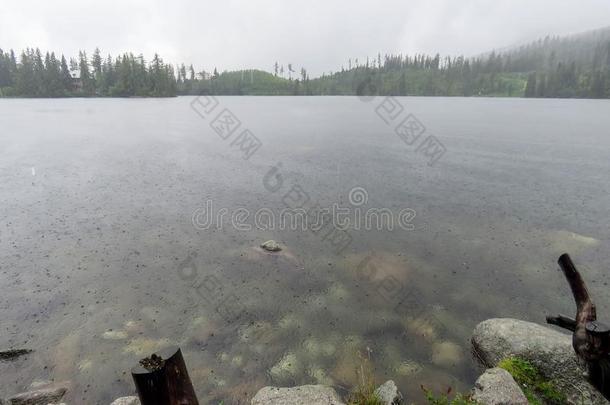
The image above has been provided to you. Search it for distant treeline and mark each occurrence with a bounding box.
[2,27,610,98]
[0,48,176,97]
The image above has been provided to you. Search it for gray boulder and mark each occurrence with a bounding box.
[374,380,403,405]
[261,240,282,252]
[472,368,527,405]
[472,318,609,404]
[110,397,140,405]
[251,385,345,405]
[5,386,67,405]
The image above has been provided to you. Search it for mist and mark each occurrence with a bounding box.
[2,0,610,75]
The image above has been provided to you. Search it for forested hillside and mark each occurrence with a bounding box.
[178,26,610,98]
[507,26,610,97]
[1,26,609,98]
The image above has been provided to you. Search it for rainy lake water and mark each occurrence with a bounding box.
[1,96,609,404]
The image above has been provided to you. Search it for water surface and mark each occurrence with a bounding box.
[1,96,609,404]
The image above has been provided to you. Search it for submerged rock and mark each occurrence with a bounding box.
[5,385,67,405]
[472,318,609,404]
[251,385,345,405]
[52,331,81,379]
[102,330,129,340]
[404,316,438,342]
[394,360,423,376]
[374,380,403,405]
[330,349,360,386]
[261,240,282,252]
[123,320,146,336]
[472,368,527,405]
[269,352,301,382]
[27,380,53,390]
[78,358,94,371]
[308,366,334,386]
[431,341,464,367]
[122,337,172,356]
[110,397,140,405]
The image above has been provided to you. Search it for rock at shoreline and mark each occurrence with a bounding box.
[251,385,345,405]
[374,380,403,404]
[472,318,609,404]
[472,368,528,405]
[261,240,282,252]
[5,385,67,405]
[110,397,140,405]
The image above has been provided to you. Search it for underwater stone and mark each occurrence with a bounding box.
[308,367,334,386]
[251,385,345,405]
[269,353,301,382]
[374,380,403,405]
[395,360,423,376]
[110,397,140,405]
[431,341,464,367]
[102,330,128,340]
[122,337,172,356]
[123,320,146,336]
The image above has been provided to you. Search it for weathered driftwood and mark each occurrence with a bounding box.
[131,346,199,405]
[0,348,32,361]
[547,253,610,397]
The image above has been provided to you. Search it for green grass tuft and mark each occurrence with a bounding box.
[498,356,566,404]
[347,351,384,405]
[423,389,478,405]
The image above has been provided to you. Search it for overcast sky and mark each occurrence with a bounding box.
[1,0,610,76]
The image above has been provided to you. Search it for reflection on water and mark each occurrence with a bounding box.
[0,96,609,403]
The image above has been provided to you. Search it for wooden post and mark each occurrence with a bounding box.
[131,346,199,405]
[547,253,610,398]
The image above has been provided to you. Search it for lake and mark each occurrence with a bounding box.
[1,96,609,404]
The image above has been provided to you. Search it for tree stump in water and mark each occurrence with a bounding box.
[131,346,199,405]
[546,253,610,398]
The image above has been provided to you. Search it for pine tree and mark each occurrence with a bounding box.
[60,55,71,93]
[92,47,103,82]
[33,48,45,96]
[0,50,11,88]
[79,51,94,94]
[398,72,407,96]
[16,50,36,96]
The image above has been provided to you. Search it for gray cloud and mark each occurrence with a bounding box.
[1,0,610,76]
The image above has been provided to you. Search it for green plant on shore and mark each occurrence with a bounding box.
[347,349,384,405]
[422,387,478,405]
[498,356,566,405]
